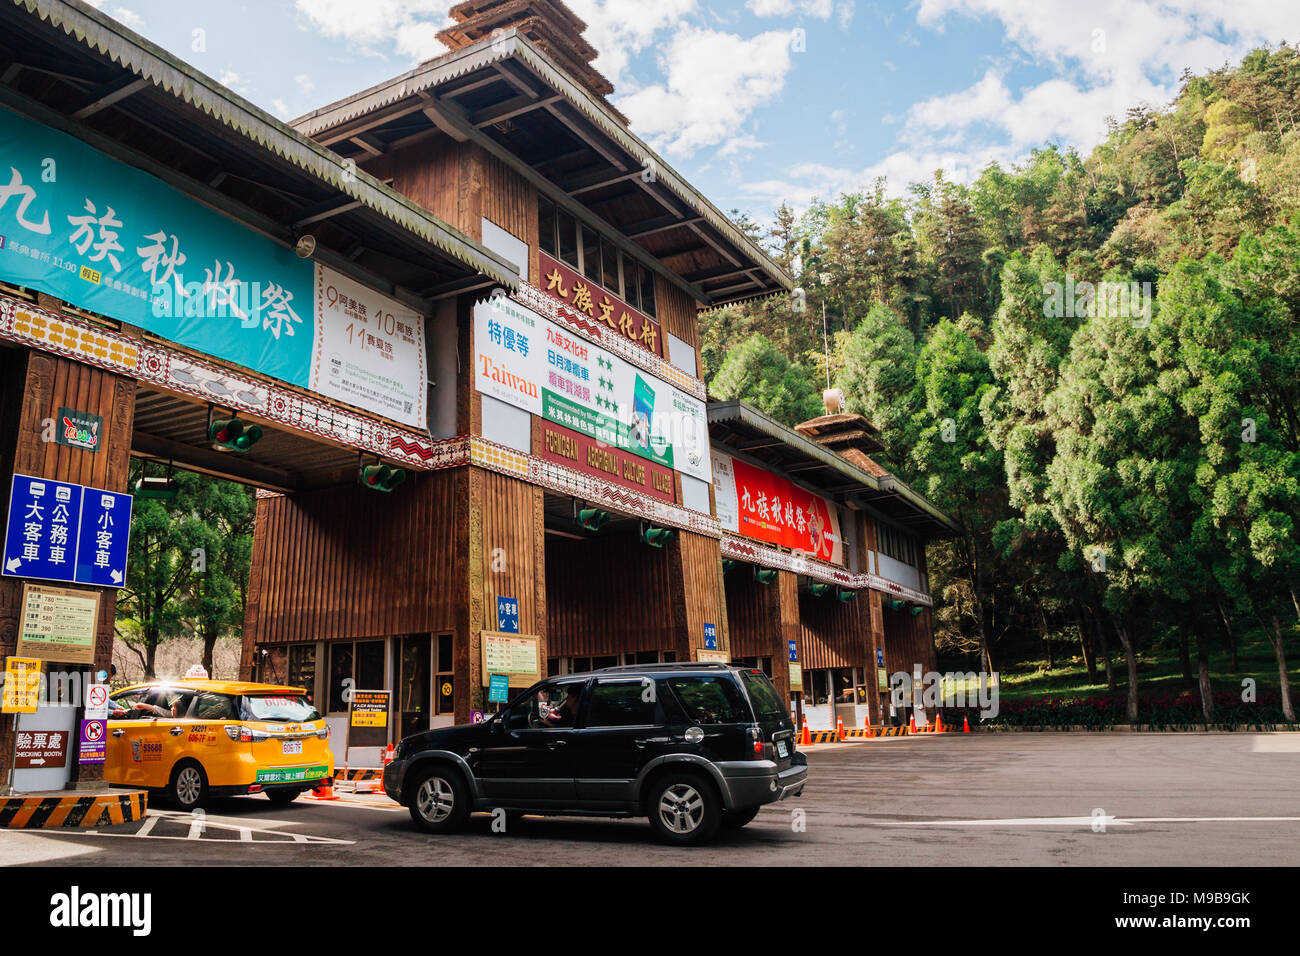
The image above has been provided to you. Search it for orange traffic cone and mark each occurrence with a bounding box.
[307,778,339,801]
[962,715,971,733]
[863,715,874,738]
[801,716,811,747]
[836,716,845,741]
[935,713,945,734]
[908,713,917,733]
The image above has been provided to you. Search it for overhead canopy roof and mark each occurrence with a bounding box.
[708,401,961,540]
[292,30,794,308]
[0,0,520,312]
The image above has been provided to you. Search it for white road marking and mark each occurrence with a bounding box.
[46,808,355,845]
[873,815,1300,828]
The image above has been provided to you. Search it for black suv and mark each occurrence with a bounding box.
[384,662,807,845]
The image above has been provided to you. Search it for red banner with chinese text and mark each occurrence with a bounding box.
[729,456,844,565]
[538,251,663,357]
[538,420,677,504]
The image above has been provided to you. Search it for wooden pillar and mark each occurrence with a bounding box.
[0,347,136,788]
[665,529,729,663]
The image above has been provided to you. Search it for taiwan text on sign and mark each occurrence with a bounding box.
[79,719,107,764]
[15,729,68,769]
[474,295,711,484]
[789,662,803,691]
[487,674,511,704]
[2,658,42,713]
[2,474,132,587]
[496,595,519,634]
[16,583,100,665]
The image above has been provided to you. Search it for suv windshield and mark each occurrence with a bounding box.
[240,695,321,723]
[667,675,751,724]
[739,670,786,718]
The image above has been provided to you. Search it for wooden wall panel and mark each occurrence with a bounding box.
[244,467,463,645]
[545,530,677,658]
[798,590,868,670]
[655,277,701,358]
[883,606,937,675]
[671,528,729,659]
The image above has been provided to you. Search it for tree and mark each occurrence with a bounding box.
[833,302,919,471]
[116,465,255,678]
[709,334,823,426]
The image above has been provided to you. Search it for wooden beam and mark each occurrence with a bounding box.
[132,431,300,493]
[472,93,562,128]
[349,133,385,157]
[292,197,363,229]
[493,60,544,100]
[541,99,626,171]
[624,215,704,239]
[71,76,148,120]
[313,100,427,146]
[565,167,643,196]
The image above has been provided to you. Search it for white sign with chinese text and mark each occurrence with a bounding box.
[311,266,426,429]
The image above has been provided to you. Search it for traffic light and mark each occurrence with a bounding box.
[575,507,610,532]
[133,475,179,500]
[805,581,831,598]
[641,524,675,548]
[209,416,263,452]
[359,463,407,492]
[754,567,777,584]
[835,587,857,603]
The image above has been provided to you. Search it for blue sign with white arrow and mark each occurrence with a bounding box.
[3,475,132,588]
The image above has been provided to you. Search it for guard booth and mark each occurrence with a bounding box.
[0,1,513,790]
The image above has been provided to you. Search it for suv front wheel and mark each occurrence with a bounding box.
[647,770,720,846]
[407,765,470,834]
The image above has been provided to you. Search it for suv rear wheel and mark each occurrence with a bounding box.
[721,805,760,829]
[407,765,470,834]
[647,770,720,845]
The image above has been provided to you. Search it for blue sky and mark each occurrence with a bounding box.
[87,1,1300,222]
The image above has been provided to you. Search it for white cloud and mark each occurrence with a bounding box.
[718,133,768,157]
[567,0,698,89]
[617,28,794,157]
[83,1,145,31]
[746,0,834,18]
[295,73,316,97]
[218,70,248,94]
[272,98,292,119]
[294,0,455,61]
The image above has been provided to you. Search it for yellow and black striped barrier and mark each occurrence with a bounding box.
[0,790,147,829]
[335,768,383,782]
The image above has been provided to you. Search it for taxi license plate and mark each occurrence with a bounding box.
[776,739,789,758]
[282,740,303,755]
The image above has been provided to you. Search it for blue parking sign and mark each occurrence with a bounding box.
[496,595,519,634]
[3,476,83,584]
[75,489,132,587]
[2,475,131,588]
[704,623,717,650]
[789,640,799,662]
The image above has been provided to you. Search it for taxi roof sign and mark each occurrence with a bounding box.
[184,664,210,680]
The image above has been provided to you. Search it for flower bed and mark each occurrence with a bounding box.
[946,691,1297,731]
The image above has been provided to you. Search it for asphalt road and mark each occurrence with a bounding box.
[4,733,1299,866]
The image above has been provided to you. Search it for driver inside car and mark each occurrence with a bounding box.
[543,687,580,727]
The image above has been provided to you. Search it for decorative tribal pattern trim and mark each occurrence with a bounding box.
[0,294,438,468]
[720,534,934,606]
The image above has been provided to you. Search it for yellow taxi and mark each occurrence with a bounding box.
[104,679,334,810]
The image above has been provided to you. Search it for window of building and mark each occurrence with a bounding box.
[557,207,579,267]
[534,196,657,319]
[538,196,557,257]
[327,640,385,714]
[436,633,455,716]
[287,645,316,702]
[581,225,601,284]
[878,524,919,567]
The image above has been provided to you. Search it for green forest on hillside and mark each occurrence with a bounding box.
[705,46,1300,724]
